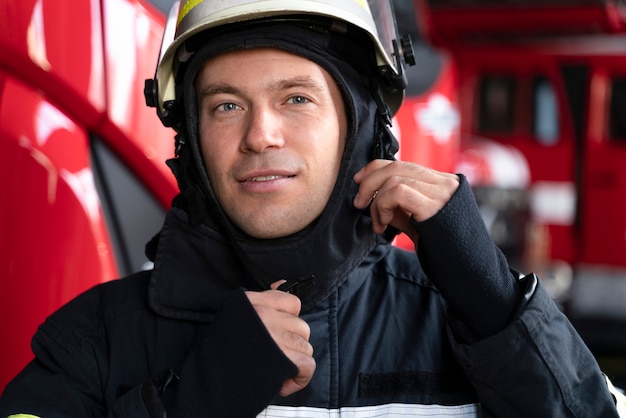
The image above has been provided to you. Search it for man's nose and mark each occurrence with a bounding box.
[241,106,285,153]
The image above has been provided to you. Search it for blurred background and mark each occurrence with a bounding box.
[1,0,625,393]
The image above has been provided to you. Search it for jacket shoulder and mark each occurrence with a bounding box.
[33,270,153,360]
[48,270,152,325]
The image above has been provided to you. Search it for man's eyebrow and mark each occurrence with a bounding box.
[269,76,325,93]
[197,83,240,98]
[197,76,325,98]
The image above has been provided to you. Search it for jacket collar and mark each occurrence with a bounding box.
[148,205,377,321]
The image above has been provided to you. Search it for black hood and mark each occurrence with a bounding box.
[158,21,399,312]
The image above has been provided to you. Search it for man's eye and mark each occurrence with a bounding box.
[218,103,240,112]
[289,96,309,104]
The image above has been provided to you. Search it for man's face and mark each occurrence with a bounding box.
[195,48,347,239]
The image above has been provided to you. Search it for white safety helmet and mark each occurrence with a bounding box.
[145,0,415,127]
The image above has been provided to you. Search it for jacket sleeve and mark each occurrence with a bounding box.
[413,175,525,339]
[150,289,298,418]
[0,288,296,418]
[448,275,620,417]
[114,289,297,417]
[412,175,620,416]
[0,318,117,417]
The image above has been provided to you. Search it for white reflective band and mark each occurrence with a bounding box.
[258,402,480,417]
[605,375,626,417]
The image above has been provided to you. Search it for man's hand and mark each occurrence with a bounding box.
[353,160,460,243]
[246,282,315,397]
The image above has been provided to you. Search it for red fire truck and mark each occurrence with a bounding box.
[0,0,178,391]
[415,0,626,385]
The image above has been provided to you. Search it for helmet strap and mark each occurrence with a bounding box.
[371,87,398,160]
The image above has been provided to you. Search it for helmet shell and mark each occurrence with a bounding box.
[151,0,407,121]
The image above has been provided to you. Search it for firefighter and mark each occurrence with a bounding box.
[1,0,623,416]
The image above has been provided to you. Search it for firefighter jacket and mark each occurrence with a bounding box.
[2,18,622,415]
[0,176,621,418]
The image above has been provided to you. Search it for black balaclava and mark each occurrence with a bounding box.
[166,20,399,312]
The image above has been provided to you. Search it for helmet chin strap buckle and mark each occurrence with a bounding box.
[372,87,392,128]
[371,88,398,161]
[174,133,186,157]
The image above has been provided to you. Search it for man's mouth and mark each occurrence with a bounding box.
[244,175,294,182]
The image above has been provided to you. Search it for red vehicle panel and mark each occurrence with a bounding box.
[101,0,177,206]
[0,75,118,382]
[0,0,176,391]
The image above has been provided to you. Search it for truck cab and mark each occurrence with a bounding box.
[418,0,626,386]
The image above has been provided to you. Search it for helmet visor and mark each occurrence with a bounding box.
[367,0,402,74]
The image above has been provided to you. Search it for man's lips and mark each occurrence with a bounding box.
[237,167,297,182]
[236,170,297,193]
[242,174,294,182]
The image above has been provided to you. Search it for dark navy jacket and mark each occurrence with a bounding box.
[0,179,619,417]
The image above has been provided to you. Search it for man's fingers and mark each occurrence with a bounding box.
[352,160,394,208]
[270,280,287,290]
[246,288,302,316]
[353,160,460,236]
[252,303,312,343]
[279,353,317,397]
[246,288,315,396]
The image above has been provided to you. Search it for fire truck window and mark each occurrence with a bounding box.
[609,77,626,142]
[91,137,166,275]
[533,77,560,146]
[148,0,176,13]
[477,76,516,134]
